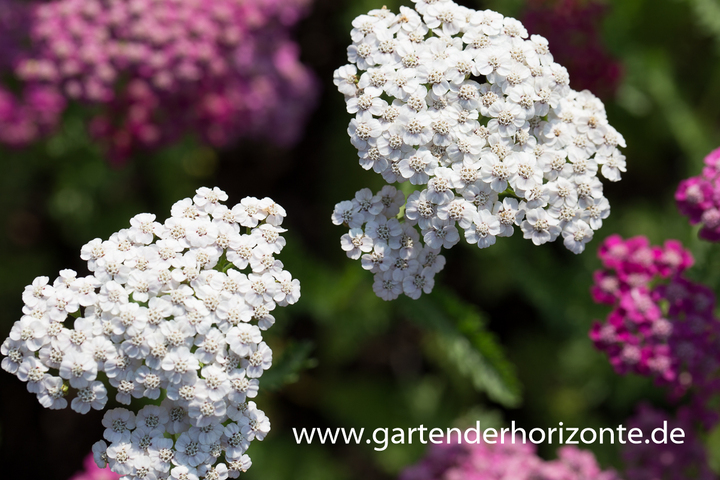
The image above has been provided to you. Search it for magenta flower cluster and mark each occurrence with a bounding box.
[0,0,318,160]
[621,404,717,480]
[399,430,619,480]
[589,234,720,427]
[676,147,720,241]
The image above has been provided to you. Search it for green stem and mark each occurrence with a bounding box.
[498,187,520,201]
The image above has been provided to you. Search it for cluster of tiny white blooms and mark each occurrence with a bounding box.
[332,185,446,301]
[1,187,300,479]
[332,0,626,299]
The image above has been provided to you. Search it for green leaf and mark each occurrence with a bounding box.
[680,0,720,52]
[262,340,317,391]
[396,289,522,408]
[630,50,715,167]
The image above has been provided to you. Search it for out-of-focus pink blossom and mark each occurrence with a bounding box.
[69,453,120,480]
[0,0,318,161]
[400,429,620,480]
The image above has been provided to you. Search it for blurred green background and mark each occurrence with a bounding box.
[1,0,720,478]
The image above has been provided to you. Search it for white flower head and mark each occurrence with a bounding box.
[2,187,300,477]
[333,0,625,299]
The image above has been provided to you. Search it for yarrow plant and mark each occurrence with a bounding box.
[0,0,318,160]
[676,146,720,241]
[331,0,626,300]
[589,235,720,428]
[400,428,620,480]
[1,187,301,479]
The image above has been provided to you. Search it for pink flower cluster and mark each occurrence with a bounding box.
[0,83,66,147]
[590,235,720,426]
[521,0,622,100]
[676,147,720,241]
[621,404,717,480]
[69,453,120,480]
[0,0,67,146]
[0,0,318,160]
[399,430,619,480]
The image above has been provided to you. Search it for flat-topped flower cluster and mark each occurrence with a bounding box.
[590,235,720,428]
[332,0,626,300]
[1,187,300,479]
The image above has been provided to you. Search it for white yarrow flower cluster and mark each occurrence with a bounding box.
[2,187,300,479]
[332,0,626,300]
